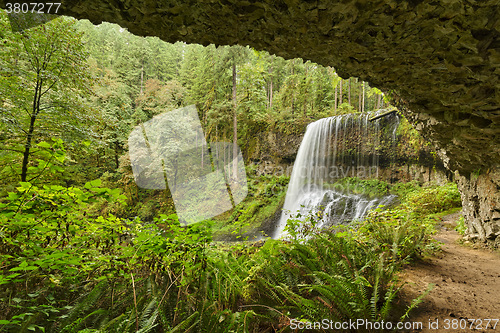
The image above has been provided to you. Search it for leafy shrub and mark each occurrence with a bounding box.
[390,180,420,201]
[455,216,467,236]
[356,208,438,262]
[0,149,440,332]
[246,234,400,325]
[404,183,461,216]
[209,168,289,239]
[137,199,157,221]
[0,180,128,332]
[0,176,432,333]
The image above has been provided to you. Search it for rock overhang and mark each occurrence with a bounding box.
[2,0,500,242]
[18,0,495,174]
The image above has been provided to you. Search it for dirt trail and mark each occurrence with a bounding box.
[399,212,500,332]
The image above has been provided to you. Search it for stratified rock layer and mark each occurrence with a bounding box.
[457,167,500,247]
[2,0,498,242]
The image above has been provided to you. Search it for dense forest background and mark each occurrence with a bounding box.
[1,14,462,333]
[0,14,392,226]
[0,15,386,191]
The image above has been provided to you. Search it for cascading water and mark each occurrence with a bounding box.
[273,111,400,238]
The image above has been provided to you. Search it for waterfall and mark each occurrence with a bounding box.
[273,111,399,238]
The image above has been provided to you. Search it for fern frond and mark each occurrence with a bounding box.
[58,280,109,333]
[169,311,200,333]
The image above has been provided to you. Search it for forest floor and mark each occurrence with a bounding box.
[399,211,500,332]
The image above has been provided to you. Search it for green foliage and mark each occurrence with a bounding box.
[389,180,420,201]
[403,183,461,216]
[0,181,438,333]
[455,216,467,236]
[333,177,391,199]
[241,223,429,329]
[0,181,127,332]
[396,117,425,157]
[355,208,439,262]
[209,166,289,240]
[0,11,94,183]
[336,102,356,114]
[137,200,157,222]
[0,151,439,332]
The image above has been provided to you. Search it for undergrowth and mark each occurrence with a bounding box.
[209,167,289,240]
[455,216,467,236]
[0,143,461,332]
[0,180,441,333]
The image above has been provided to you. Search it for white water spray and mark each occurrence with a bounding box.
[273,111,399,238]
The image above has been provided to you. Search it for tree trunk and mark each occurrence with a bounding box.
[268,62,273,110]
[358,80,362,112]
[21,77,42,182]
[339,79,343,105]
[348,78,351,106]
[334,85,338,113]
[21,115,37,182]
[291,59,295,115]
[232,60,238,181]
[139,65,144,95]
[362,82,365,112]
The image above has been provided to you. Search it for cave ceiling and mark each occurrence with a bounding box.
[2,0,499,174]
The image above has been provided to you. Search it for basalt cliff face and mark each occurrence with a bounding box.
[3,0,498,243]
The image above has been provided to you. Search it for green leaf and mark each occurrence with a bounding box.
[54,152,65,163]
[84,179,102,189]
[0,273,21,285]
[37,141,51,149]
[28,324,44,332]
[10,264,39,272]
[17,182,32,191]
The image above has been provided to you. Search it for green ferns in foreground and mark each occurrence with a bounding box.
[0,181,442,333]
[0,146,458,332]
